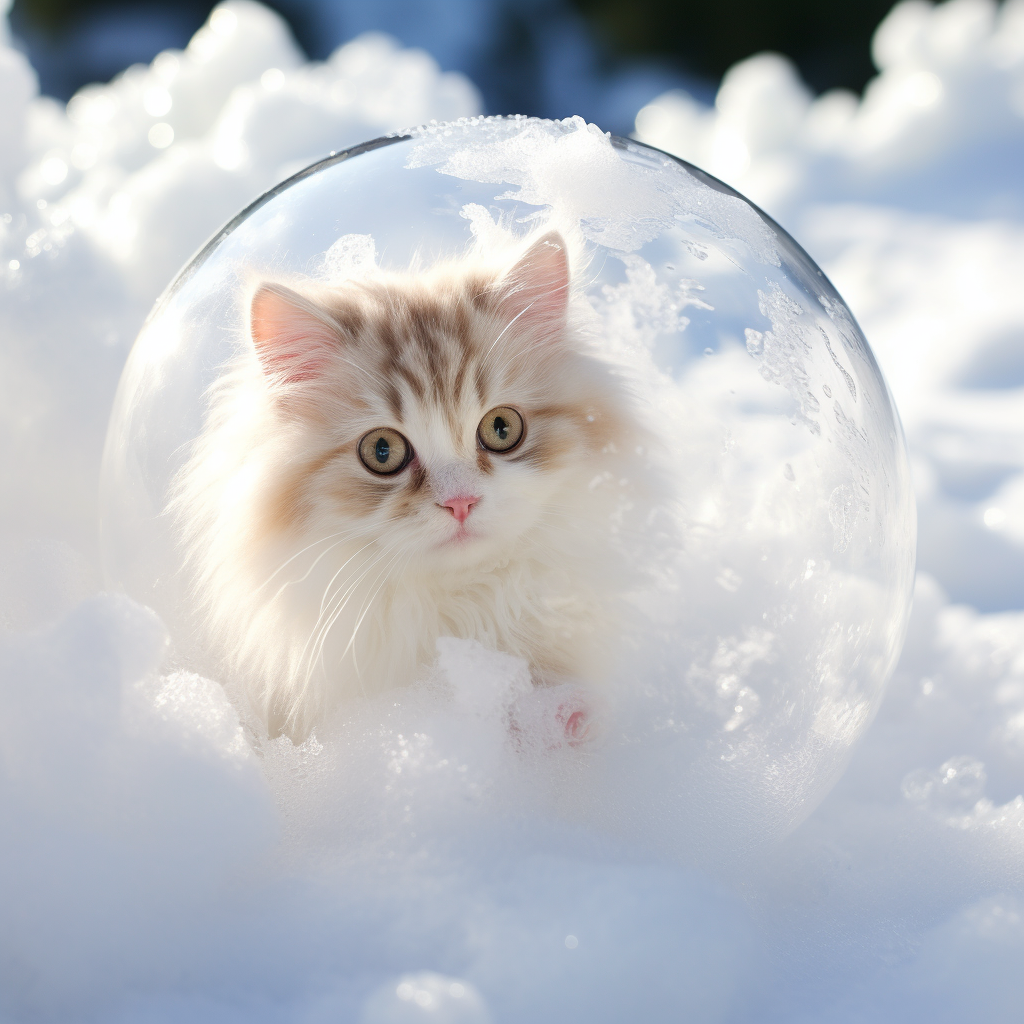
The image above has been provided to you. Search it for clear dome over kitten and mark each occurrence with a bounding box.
[172,229,642,742]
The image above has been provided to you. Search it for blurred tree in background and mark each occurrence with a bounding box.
[569,0,898,94]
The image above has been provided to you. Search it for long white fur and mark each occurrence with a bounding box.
[170,227,643,741]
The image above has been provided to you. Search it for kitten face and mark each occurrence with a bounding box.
[252,233,625,577]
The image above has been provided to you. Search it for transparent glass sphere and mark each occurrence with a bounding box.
[101,116,915,850]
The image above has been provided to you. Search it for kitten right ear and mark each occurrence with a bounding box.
[495,231,570,339]
[250,283,340,385]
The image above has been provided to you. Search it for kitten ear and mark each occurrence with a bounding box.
[496,231,570,338]
[250,282,340,385]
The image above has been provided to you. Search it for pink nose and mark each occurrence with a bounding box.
[439,495,480,524]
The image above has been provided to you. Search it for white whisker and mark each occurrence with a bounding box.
[306,544,406,699]
[299,545,389,682]
[257,528,356,594]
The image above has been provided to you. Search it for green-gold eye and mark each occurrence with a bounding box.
[478,406,524,453]
[358,428,411,475]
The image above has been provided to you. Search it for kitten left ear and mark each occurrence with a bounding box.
[250,282,341,386]
[496,231,570,339]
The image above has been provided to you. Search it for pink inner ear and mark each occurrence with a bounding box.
[497,231,570,339]
[250,283,340,385]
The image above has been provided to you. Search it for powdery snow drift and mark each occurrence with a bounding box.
[1,1,1023,1021]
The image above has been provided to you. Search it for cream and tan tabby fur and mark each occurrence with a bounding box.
[172,229,642,742]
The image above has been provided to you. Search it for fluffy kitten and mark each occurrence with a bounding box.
[172,229,642,742]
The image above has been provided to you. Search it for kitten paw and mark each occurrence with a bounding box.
[509,683,600,751]
[557,695,596,747]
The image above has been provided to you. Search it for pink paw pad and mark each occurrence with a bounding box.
[509,684,599,751]
[557,704,591,747]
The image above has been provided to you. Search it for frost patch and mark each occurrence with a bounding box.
[406,115,779,261]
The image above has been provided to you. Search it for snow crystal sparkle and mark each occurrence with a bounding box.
[100,115,915,850]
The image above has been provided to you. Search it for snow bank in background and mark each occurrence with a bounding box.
[21,0,479,298]
[636,0,1024,221]
[800,207,1024,612]
[1,0,1023,1021]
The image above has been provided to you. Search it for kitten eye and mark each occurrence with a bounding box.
[358,428,411,475]
[478,406,524,453]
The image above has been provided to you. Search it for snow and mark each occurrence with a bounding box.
[1,0,1023,1020]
